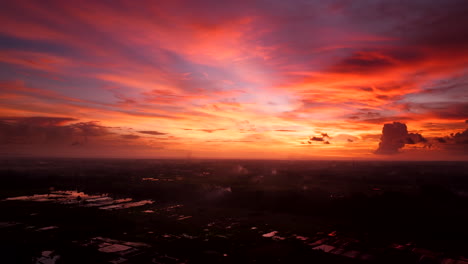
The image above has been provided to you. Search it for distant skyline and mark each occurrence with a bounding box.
[0,0,467,160]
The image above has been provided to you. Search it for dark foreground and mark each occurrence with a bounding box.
[1,158,468,264]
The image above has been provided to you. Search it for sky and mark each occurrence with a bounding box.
[0,0,467,160]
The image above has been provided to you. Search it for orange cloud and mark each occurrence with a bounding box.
[0,0,467,159]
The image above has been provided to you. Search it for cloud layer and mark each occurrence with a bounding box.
[0,0,467,159]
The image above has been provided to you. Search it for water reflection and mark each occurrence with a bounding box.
[4,191,154,211]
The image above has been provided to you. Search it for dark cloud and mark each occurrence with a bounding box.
[406,133,427,144]
[0,116,110,146]
[71,122,109,138]
[375,122,426,155]
[404,102,468,120]
[328,47,426,75]
[346,110,384,122]
[452,129,468,144]
[397,1,468,52]
[329,51,395,74]
[346,107,415,124]
[376,94,390,100]
[359,116,413,124]
[347,138,354,143]
[137,130,167,136]
[0,116,77,126]
[345,0,468,54]
[308,133,332,144]
[121,134,140,140]
[418,76,468,95]
[430,129,468,155]
[420,121,466,132]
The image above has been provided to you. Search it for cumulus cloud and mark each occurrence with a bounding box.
[428,128,468,155]
[452,129,468,144]
[406,133,427,144]
[375,122,426,155]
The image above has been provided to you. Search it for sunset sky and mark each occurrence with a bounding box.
[0,0,467,160]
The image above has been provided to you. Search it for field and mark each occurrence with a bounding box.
[1,158,468,263]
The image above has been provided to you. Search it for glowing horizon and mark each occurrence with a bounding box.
[0,0,467,160]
